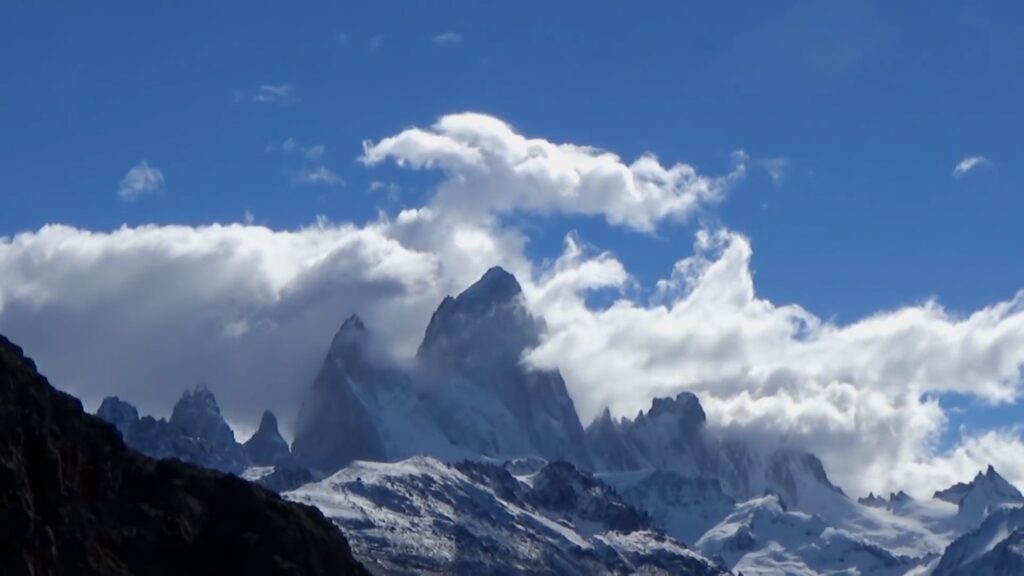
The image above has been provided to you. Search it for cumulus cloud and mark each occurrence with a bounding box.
[118,161,164,201]
[3,112,1023,499]
[253,84,297,106]
[362,113,745,232]
[0,222,447,430]
[524,228,1024,497]
[953,155,990,179]
[433,32,463,47]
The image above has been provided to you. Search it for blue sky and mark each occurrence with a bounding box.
[4,1,1021,319]
[2,2,1023,488]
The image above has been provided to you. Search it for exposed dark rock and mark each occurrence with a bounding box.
[418,266,592,467]
[244,410,292,467]
[0,333,369,576]
[96,387,251,475]
[291,314,390,473]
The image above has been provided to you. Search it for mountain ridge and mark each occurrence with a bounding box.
[0,333,369,576]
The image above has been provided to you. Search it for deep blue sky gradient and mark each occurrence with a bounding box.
[2,2,1022,442]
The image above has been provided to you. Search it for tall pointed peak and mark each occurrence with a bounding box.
[457,266,523,307]
[330,313,370,356]
[588,406,615,430]
[257,409,280,434]
[245,408,291,467]
[340,313,365,333]
[418,266,536,360]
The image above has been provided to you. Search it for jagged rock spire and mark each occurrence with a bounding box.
[244,409,291,467]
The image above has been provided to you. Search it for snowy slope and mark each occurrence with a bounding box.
[286,456,726,575]
[695,495,925,576]
[933,505,1024,575]
[600,469,736,545]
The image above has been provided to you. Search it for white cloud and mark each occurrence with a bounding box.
[760,157,789,186]
[253,84,297,106]
[272,138,326,161]
[362,112,745,232]
[292,165,344,187]
[118,161,164,201]
[953,155,990,179]
[523,228,1024,497]
[0,221,449,426]
[433,32,463,47]
[4,112,1024,501]
[304,144,326,161]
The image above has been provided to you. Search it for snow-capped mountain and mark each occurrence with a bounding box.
[948,465,1024,529]
[286,456,726,575]
[292,267,591,475]
[933,505,1024,575]
[93,267,1024,576]
[97,385,249,474]
[696,495,922,576]
[601,470,736,544]
[585,390,846,510]
[416,266,591,467]
[292,314,414,472]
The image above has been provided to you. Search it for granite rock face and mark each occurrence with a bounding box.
[97,386,250,475]
[244,410,292,467]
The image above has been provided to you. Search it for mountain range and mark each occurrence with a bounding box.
[82,266,1024,575]
[0,334,368,576]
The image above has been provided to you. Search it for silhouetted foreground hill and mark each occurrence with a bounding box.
[0,334,369,576]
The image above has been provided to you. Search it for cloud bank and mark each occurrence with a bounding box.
[3,112,1023,498]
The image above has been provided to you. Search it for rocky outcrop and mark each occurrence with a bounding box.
[291,315,395,473]
[586,391,845,508]
[96,386,250,475]
[244,410,292,467]
[0,333,368,576]
[417,266,592,467]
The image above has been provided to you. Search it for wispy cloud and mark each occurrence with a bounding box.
[368,35,385,51]
[335,32,349,46]
[253,84,297,106]
[433,32,463,47]
[759,157,789,186]
[118,161,164,201]
[292,165,344,187]
[953,155,991,179]
[272,138,326,161]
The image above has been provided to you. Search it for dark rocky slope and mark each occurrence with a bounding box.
[0,334,369,576]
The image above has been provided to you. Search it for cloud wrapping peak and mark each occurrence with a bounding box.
[525,228,1024,496]
[953,155,990,178]
[362,113,745,232]
[118,161,164,201]
[3,112,1023,499]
